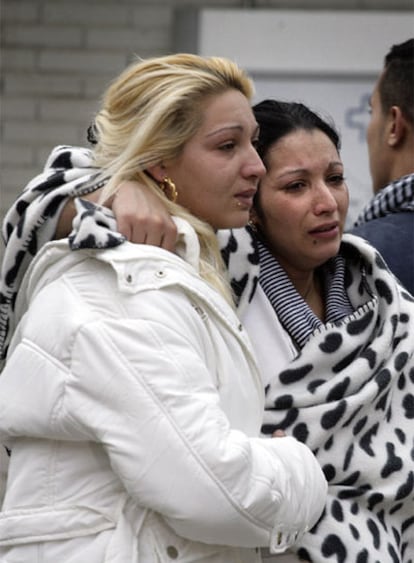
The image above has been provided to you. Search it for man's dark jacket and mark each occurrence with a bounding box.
[350,173,414,295]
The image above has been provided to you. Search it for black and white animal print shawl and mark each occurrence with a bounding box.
[0,146,105,364]
[1,145,414,562]
[220,228,414,563]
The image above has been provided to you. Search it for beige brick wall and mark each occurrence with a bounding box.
[1,0,412,259]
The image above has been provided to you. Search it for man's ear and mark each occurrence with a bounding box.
[388,106,406,147]
[146,163,166,183]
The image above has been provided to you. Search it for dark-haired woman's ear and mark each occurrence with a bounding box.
[248,209,260,232]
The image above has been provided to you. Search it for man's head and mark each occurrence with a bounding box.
[366,38,414,193]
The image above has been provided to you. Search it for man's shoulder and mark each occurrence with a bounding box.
[350,211,414,241]
[353,209,414,225]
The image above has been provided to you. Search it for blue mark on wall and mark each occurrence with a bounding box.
[345,93,371,143]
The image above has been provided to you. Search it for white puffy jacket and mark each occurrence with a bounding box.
[0,219,327,563]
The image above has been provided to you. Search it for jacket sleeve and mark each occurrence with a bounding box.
[0,146,96,362]
[63,308,327,553]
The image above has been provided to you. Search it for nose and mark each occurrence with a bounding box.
[313,182,338,215]
[243,145,266,179]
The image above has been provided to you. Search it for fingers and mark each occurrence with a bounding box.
[117,216,178,250]
[272,429,286,438]
[130,216,177,251]
[111,181,177,249]
[159,223,178,252]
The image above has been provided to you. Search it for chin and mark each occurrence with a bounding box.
[320,244,341,264]
[215,213,250,231]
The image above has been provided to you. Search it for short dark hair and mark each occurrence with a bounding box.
[379,38,414,125]
[252,99,341,168]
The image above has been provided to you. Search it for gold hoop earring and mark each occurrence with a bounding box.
[160,177,178,203]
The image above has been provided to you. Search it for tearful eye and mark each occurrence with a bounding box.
[284,182,305,192]
[328,174,345,185]
[219,142,236,151]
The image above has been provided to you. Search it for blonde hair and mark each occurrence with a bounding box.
[91,53,255,303]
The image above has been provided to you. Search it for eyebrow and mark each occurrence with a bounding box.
[274,168,306,180]
[206,123,260,138]
[274,161,343,179]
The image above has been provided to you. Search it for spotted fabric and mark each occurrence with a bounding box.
[0,146,100,364]
[221,228,414,563]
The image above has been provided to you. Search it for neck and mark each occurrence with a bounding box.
[389,140,414,185]
[293,272,317,301]
[299,278,315,301]
[274,254,326,317]
[296,273,325,321]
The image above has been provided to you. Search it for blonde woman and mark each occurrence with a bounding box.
[0,55,327,563]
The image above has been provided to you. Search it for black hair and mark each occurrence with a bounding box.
[380,38,414,125]
[252,99,341,168]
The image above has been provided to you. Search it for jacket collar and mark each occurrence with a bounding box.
[353,172,414,226]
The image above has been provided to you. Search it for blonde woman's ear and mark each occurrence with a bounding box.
[146,164,178,203]
[146,163,167,183]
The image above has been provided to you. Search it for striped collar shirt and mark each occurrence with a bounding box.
[257,239,354,349]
